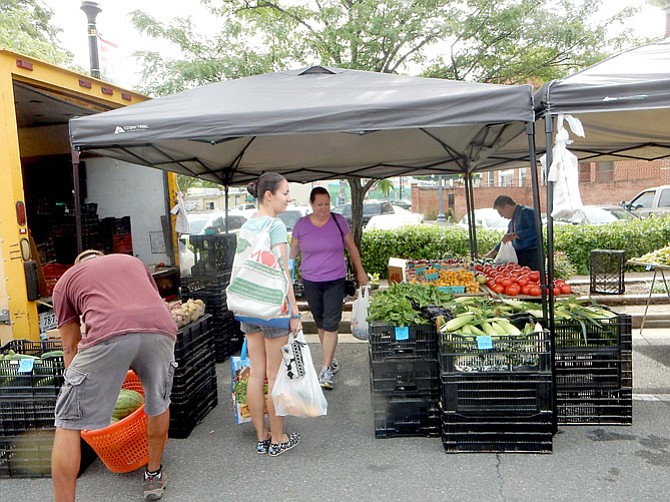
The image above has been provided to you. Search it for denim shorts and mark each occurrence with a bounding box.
[239,322,289,339]
[54,333,177,430]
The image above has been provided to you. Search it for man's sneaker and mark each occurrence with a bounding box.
[329,358,340,375]
[143,469,167,500]
[319,367,334,390]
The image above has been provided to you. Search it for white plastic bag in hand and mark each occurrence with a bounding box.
[351,286,370,341]
[272,330,327,418]
[494,241,518,265]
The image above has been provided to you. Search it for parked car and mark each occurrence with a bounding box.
[390,199,411,210]
[277,205,311,231]
[365,206,423,230]
[455,208,509,232]
[622,185,670,218]
[186,211,247,235]
[332,201,395,226]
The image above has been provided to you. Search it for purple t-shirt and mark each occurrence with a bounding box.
[292,213,348,282]
[53,254,177,350]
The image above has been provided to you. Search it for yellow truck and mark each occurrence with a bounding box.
[0,49,180,343]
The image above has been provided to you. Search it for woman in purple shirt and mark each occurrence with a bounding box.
[290,187,368,390]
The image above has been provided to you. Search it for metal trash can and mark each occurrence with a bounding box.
[590,250,626,295]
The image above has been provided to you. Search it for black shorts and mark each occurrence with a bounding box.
[302,278,346,332]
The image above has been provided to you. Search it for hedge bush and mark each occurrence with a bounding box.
[360,217,670,278]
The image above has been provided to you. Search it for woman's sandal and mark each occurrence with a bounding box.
[268,433,301,457]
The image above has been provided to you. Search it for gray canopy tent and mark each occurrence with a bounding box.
[69,66,545,263]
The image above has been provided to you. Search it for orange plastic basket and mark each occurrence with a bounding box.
[81,371,149,473]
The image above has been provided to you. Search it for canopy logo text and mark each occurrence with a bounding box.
[114,124,149,134]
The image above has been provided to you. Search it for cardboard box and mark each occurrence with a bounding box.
[387,258,408,284]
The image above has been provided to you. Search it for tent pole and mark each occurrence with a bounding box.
[544,112,557,435]
[463,168,477,260]
[224,184,230,233]
[526,122,548,321]
[71,149,83,255]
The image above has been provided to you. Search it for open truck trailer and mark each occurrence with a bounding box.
[0,49,180,343]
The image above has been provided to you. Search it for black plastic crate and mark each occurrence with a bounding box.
[441,412,553,453]
[0,341,65,398]
[0,398,57,436]
[369,322,437,362]
[0,431,96,478]
[590,249,625,295]
[172,344,216,393]
[439,329,551,374]
[369,356,440,394]
[556,387,632,425]
[213,333,244,364]
[372,393,440,439]
[440,374,553,415]
[169,375,218,439]
[189,234,237,276]
[554,313,632,351]
[174,315,213,361]
[555,350,632,390]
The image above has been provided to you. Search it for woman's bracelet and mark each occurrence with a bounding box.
[290,313,302,319]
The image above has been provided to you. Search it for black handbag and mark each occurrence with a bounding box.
[332,214,357,296]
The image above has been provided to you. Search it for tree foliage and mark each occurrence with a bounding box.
[0,0,73,65]
[128,0,641,246]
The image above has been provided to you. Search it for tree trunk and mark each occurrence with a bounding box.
[347,177,376,250]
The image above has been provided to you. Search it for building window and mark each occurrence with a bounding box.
[499,169,513,188]
[205,201,215,210]
[597,161,614,182]
[578,162,591,182]
[487,171,495,187]
[519,168,527,187]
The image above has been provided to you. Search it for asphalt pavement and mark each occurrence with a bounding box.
[2,327,670,502]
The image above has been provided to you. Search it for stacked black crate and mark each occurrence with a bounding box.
[554,312,633,425]
[169,315,218,439]
[368,322,440,439]
[181,233,242,362]
[439,326,553,453]
[0,340,96,478]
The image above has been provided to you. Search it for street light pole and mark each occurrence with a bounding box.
[437,175,446,223]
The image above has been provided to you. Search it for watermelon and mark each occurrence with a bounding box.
[111,389,144,421]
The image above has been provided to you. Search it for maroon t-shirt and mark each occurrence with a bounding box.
[53,254,177,349]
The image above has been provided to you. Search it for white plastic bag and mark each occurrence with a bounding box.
[272,330,327,418]
[494,241,518,265]
[544,114,586,220]
[350,286,370,341]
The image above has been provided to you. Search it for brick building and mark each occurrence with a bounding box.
[411,158,670,221]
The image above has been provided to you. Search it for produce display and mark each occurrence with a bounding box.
[632,243,670,266]
[475,262,571,297]
[405,259,481,292]
[110,389,144,423]
[168,298,206,328]
[368,283,455,326]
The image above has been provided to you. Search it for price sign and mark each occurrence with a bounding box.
[477,336,493,350]
[394,326,409,341]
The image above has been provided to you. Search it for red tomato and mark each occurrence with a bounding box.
[553,286,562,296]
[521,285,531,295]
[486,279,496,288]
[555,279,566,287]
[518,277,529,287]
[501,278,513,287]
[505,285,520,296]
[529,286,542,296]
[493,284,506,294]
[521,266,531,273]
[529,271,540,282]
[560,284,572,294]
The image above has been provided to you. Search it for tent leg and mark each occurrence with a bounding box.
[71,149,83,255]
